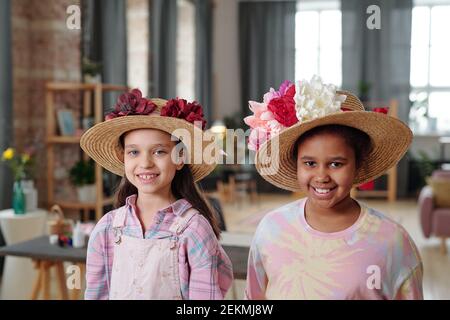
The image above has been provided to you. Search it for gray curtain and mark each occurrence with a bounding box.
[342,0,413,197]
[0,0,12,274]
[0,0,13,210]
[150,0,178,99]
[82,0,128,110]
[239,1,296,115]
[195,0,213,126]
[81,0,127,206]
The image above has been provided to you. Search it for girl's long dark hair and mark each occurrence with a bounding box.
[114,137,221,238]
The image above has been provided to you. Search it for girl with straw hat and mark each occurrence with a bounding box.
[244,76,423,300]
[81,89,233,299]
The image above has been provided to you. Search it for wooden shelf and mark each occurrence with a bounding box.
[46,82,128,221]
[46,136,81,144]
[351,99,399,202]
[53,197,114,210]
[46,82,128,92]
[353,190,388,198]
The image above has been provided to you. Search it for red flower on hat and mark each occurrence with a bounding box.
[160,98,206,129]
[373,107,388,114]
[105,88,157,120]
[267,84,298,127]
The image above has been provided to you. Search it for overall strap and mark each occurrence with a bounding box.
[112,207,128,244]
[169,208,198,235]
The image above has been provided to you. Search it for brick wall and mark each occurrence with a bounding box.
[11,0,81,208]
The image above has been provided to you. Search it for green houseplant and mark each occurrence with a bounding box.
[415,150,440,192]
[82,58,102,83]
[69,159,96,203]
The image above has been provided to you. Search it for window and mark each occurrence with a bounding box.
[127,0,195,99]
[410,1,450,132]
[127,0,149,96]
[295,0,342,86]
[177,0,196,101]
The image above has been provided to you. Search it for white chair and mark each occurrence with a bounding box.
[0,209,47,299]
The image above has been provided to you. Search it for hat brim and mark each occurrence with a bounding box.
[255,111,412,191]
[80,115,216,182]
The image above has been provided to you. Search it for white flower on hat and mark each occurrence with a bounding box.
[294,75,347,122]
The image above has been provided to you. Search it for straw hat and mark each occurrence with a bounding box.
[247,76,412,192]
[80,89,216,182]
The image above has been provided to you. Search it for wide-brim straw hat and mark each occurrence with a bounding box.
[80,98,216,182]
[255,91,412,192]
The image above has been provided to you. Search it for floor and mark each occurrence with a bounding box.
[222,194,450,300]
[1,193,449,300]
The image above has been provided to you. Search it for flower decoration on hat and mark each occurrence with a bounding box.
[245,75,347,151]
[160,98,206,130]
[105,89,157,120]
[105,88,207,129]
[294,75,347,122]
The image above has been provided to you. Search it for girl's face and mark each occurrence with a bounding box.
[123,129,183,197]
[296,132,356,209]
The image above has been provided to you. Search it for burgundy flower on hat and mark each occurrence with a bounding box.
[160,98,206,129]
[105,88,157,120]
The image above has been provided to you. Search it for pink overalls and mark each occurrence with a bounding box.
[109,207,197,300]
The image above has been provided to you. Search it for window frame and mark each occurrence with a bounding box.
[410,1,450,128]
[295,0,342,86]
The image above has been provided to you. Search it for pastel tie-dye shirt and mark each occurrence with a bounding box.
[246,198,423,300]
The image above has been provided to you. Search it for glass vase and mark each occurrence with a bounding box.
[12,180,26,214]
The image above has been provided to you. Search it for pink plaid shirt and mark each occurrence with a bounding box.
[85,195,233,300]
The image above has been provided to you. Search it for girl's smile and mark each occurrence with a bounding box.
[135,171,160,184]
[123,129,183,195]
[297,132,356,209]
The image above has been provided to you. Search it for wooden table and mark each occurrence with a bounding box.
[0,235,250,299]
[0,235,85,300]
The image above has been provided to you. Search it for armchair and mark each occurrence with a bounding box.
[419,170,450,254]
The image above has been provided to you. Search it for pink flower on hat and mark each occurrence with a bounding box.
[248,127,270,152]
[263,80,294,103]
[245,81,298,151]
[244,101,285,151]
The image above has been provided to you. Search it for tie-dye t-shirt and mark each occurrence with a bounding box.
[245,198,423,300]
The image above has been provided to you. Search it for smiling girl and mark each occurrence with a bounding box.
[244,76,423,300]
[81,89,233,300]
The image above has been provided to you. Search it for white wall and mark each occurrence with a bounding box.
[213,0,242,122]
[411,135,448,160]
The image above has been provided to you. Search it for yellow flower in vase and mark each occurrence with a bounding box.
[2,148,14,161]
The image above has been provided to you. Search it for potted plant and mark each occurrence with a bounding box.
[416,150,439,186]
[69,159,96,203]
[82,58,102,83]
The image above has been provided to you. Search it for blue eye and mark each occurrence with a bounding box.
[128,150,139,156]
[154,149,167,156]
